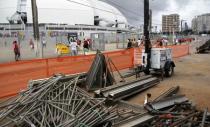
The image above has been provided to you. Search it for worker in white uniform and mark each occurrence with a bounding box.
[144,93,151,105]
[70,41,78,56]
[137,38,141,47]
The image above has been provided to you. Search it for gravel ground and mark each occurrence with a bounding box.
[128,53,210,110]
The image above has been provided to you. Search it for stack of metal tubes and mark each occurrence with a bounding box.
[0,74,115,127]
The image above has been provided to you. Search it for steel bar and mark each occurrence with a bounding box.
[108,58,125,82]
[108,77,159,101]
[94,75,153,98]
[200,108,208,127]
[86,51,114,91]
[28,72,87,88]
[148,95,188,110]
[153,86,180,102]
[171,112,200,127]
[95,76,159,101]
[116,113,155,127]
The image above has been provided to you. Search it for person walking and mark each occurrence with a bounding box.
[13,40,20,61]
[70,40,78,56]
[42,38,46,48]
[127,39,132,49]
[137,38,141,47]
[83,39,89,55]
[29,39,34,50]
[164,38,169,46]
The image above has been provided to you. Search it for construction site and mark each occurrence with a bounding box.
[1,0,210,127]
[0,36,210,126]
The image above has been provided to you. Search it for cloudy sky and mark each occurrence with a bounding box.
[103,0,210,30]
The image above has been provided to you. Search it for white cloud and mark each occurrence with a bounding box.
[153,0,210,29]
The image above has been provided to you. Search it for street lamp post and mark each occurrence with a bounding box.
[31,0,43,58]
[144,0,151,74]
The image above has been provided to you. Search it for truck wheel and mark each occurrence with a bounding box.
[144,69,150,75]
[165,64,174,77]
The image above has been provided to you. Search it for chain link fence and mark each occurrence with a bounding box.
[1,24,209,63]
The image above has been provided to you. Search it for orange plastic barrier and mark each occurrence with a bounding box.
[0,45,189,99]
[167,45,190,58]
[0,49,134,98]
[134,48,142,66]
[0,59,48,98]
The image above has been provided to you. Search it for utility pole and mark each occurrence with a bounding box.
[144,0,151,74]
[149,9,152,33]
[31,0,43,58]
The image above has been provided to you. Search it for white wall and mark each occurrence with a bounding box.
[26,0,94,25]
[0,0,128,28]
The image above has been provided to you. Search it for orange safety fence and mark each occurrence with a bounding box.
[0,48,134,99]
[167,45,190,58]
[0,45,189,99]
[134,47,143,66]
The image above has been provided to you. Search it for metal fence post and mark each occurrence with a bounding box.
[46,59,49,77]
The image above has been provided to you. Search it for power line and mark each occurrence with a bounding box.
[66,0,141,21]
[105,0,144,17]
[66,0,122,16]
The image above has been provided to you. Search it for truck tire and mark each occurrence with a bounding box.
[144,70,150,75]
[143,67,150,75]
[165,64,174,77]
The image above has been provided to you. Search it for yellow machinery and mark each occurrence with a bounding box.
[56,42,70,55]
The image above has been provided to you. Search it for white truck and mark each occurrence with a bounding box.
[142,48,175,77]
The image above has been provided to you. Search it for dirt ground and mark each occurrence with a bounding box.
[127,53,210,110]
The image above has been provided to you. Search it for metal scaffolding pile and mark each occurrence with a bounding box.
[141,86,210,127]
[1,76,210,127]
[0,75,114,127]
[111,87,210,127]
[109,101,152,127]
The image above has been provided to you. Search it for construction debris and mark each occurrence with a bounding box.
[94,75,159,101]
[86,50,114,91]
[201,108,208,127]
[0,74,114,127]
[152,86,180,102]
[146,95,189,110]
[1,73,210,127]
[110,101,151,127]
[197,39,210,53]
[141,86,210,127]
[28,72,87,88]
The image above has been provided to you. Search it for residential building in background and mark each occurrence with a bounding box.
[192,13,210,34]
[162,14,180,34]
